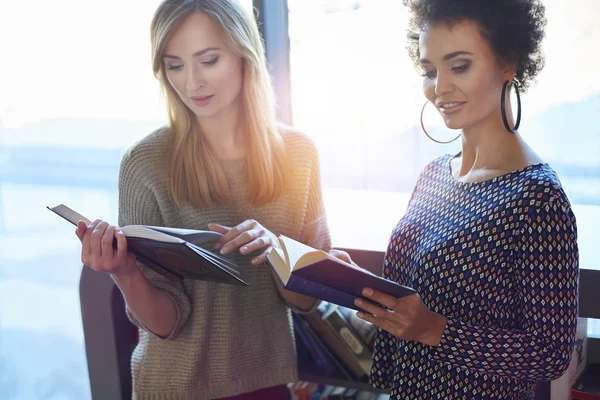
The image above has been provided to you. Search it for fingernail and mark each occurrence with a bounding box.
[251,258,260,265]
[357,312,364,319]
[354,298,363,306]
[363,288,373,296]
[220,246,228,254]
[241,246,248,254]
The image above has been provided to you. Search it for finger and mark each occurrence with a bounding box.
[356,310,404,338]
[219,220,257,247]
[361,287,408,310]
[329,249,352,264]
[354,297,388,319]
[207,223,229,249]
[82,219,102,258]
[251,246,273,265]
[101,225,116,260]
[90,221,109,258]
[75,220,87,242]
[220,227,260,255]
[114,227,129,263]
[208,223,230,235]
[240,235,269,255]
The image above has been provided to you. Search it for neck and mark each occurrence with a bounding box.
[196,101,246,161]
[456,104,523,177]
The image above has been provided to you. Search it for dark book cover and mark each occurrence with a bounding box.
[48,204,248,285]
[126,238,247,285]
[268,256,415,311]
[267,235,415,311]
[294,258,414,308]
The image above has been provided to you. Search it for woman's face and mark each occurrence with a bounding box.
[418,20,513,131]
[163,12,244,120]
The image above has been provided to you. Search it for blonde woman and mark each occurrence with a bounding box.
[74,1,341,398]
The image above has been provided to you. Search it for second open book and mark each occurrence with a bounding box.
[266,236,415,310]
[48,204,247,286]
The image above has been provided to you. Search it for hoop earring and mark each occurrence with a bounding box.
[501,79,522,133]
[420,101,461,144]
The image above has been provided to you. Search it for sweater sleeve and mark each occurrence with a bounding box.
[432,197,579,381]
[118,148,192,340]
[284,133,331,315]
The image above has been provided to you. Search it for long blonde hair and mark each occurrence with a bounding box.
[150,0,289,208]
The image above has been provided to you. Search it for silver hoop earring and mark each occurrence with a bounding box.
[420,101,461,144]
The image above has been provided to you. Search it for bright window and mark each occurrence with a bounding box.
[0,0,253,398]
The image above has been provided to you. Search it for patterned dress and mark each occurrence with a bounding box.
[370,154,579,400]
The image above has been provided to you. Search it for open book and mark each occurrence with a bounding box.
[48,204,248,286]
[266,235,415,310]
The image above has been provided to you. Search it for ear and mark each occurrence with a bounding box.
[502,57,518,82]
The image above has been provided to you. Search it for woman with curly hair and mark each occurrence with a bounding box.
[351,1,579,398]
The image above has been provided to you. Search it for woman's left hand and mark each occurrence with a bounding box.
[208,220,278,265]
[354,288,447,346]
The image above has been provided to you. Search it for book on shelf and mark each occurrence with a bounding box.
[338,306,376,350]
[296,314,356,381]
[294,313,338,376]
[48,203,247,285]
[266,235,415,311]
[302,302,373,380]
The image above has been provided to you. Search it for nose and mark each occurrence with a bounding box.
[434,70,454,96]
[186,63,206,92]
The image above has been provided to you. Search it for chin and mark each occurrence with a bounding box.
[443,118,464,131]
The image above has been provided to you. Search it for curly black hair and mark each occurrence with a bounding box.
[403,0,547,91]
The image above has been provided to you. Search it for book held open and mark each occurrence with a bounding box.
[48,204,248,286]
[266,235,415,310]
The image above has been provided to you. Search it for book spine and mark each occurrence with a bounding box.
[293,314,337,375]
[300,317,355,380]
[302,309,367,379]
[338,307,376,350]
[286,275,364,311]
[323,309,373,376]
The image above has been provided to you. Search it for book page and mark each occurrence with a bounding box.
[278,235,370,272]
[146,226,222,246]
[266,247,291,285]
[121,225,184,244]
[279,235,324,271]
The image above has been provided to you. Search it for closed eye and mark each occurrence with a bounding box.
[451,64,469,73]
[421,70,437,79]
[166,64,183,71]
[202,56,219,66]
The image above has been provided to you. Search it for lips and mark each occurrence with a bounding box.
[439,102,464,109]
[436,101,466,109]
[436,101,466,115]
[192,95,213,101]
[191,95,214,107]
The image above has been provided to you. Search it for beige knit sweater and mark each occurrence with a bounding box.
[117,126,331,400]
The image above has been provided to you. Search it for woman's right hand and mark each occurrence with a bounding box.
[75,219,138,278]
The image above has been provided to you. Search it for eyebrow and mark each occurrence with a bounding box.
[419,51,474,64]
[163,47,221,60]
